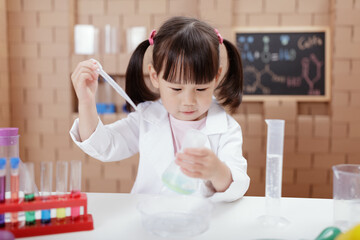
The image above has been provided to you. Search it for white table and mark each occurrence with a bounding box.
[22,193,334,240]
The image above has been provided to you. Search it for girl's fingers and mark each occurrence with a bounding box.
[78,61,98,79]
[79,59,98,69]
[183,148,208,156]
[81,68,98,81]
[180,168,202,178]
[78,73,95,84]
[177,152,206,164]
[176,158,203,171]
[73,66,98,84]
[72,60,98,82]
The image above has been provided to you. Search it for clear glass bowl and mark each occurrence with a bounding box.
[137,195,213,238]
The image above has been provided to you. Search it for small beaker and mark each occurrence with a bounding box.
[96,76,115,114]
[333,164,360,231]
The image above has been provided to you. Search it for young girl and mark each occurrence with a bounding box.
[70,16,250,202]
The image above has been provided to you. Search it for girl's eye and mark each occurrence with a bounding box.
[171,88,182,91]
[196,88,207,92]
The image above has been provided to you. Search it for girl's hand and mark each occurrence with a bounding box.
[175,148,232,192]
[71,60,99,105]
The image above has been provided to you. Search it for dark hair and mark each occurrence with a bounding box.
[125,16,243,113]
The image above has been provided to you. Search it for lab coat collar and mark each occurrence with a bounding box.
[140,99,228,135]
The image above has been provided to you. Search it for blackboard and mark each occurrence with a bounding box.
[235,27,330,101]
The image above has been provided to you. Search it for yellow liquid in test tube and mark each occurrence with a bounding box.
[56,208,66,219]
[56,161,68,221]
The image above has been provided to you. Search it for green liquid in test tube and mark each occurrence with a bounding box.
[70,160,82,220]
[40,161,52,224]
[24,162,36,226]
[56,161,68,221]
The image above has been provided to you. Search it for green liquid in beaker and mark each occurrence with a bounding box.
[162,175,195,195]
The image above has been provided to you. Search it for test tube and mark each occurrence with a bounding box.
[24,162,35,225]
[10,157,19,224]
[70,160,82,220]
[0,158,6,227]
[40,161,52,224]
[56,161,68,221]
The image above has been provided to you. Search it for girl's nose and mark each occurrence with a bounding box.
[183,91,196,105]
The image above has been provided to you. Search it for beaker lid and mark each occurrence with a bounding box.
[0,128,18,137]
[0,128,19,146]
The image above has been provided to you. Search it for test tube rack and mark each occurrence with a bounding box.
[0,193,93,238]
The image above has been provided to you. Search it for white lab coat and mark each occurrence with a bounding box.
[69,99,250,202]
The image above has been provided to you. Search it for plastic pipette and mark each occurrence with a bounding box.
[91,59,138,111]
[0,158,6,227]
[56,161,68,221]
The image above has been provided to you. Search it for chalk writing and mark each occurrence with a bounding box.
[236,31,326,97]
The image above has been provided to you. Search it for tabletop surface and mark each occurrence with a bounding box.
[21,193,334,240]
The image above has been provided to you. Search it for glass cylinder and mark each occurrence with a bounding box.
[56,161,68,220]
[40,161,53,224]
[70,160,82,220]
[265,119,285,199]
[256,119,289,227]
[41,162,53,198]
[56,161,68,195]
[24,162,35,195]
[0,129,20,225]
[24,162,35,225]
[70,160,81,194]
[10,157,20,224]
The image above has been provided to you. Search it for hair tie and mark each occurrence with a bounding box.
[149,29,156,45]
[214,29,223,44]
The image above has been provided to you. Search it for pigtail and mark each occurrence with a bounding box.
[216,39,243,113]
[125,40,158,112]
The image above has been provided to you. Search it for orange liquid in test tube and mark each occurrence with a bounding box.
[10,158,20,224]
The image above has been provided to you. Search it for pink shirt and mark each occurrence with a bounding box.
[169,114,207,154]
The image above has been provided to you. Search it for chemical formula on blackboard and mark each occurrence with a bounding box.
[235,28,329,101]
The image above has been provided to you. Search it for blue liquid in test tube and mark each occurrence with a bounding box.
[40,161,53,224]
[41,209,51,223]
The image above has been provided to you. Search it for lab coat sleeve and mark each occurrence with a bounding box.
[208,119,250,203]
[69,111,140,162]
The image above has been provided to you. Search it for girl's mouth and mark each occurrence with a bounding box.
[182,111,195,115]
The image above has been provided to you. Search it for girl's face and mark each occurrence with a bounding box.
[149,64,221,121]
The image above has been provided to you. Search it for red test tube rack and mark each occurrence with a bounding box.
[0,193,93,238]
